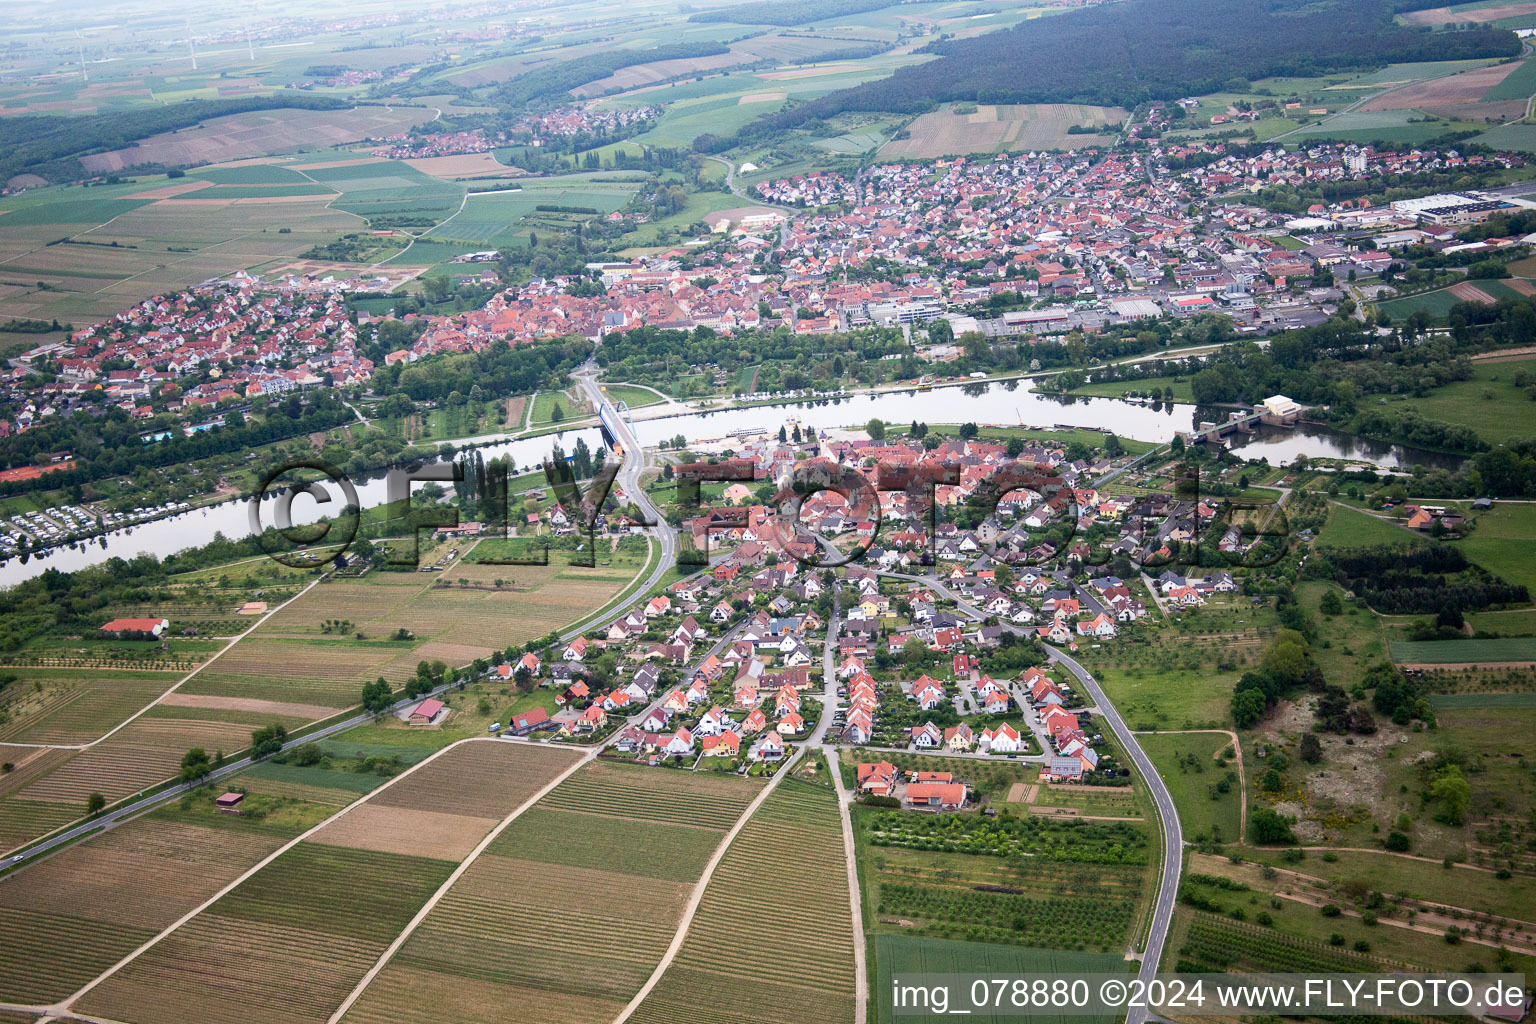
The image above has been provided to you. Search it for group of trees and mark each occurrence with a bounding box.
[1327,545,1529,616]
[376,335,592,406]
[0,392,355,499]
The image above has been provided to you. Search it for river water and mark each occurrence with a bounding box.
[0,379,1457,586]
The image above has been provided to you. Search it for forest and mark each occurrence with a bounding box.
[747,0,1516,133]
[0,94,350,183]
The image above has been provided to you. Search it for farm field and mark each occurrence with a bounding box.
[880,102,1125,158]
[1375,284,1481,323]
[72,741,576,1024]
[300,159,464,222]
[1474,120,1536,152]
[79,107,439,174]
[0,550,643,857]
[1482,55,1536,100]
[337,759,764,1024]
[1389,637,1536,664]
[1288,113,1491,147]
[0,810,303,1004]
[626,779,857,1024]
[0,176,362,324]
[1429,691,1536,708]
[1359,58,1523,118]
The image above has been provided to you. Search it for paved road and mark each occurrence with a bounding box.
[1045,643,1183,1023]
[815,593,868,1024]
[707,156,792,249]
[574,363,678,588]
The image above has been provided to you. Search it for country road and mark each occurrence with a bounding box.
[1045,643,1184,1016]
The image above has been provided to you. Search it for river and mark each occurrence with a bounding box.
[0,379,1458,586]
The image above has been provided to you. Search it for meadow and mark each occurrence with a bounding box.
[1401,354,1536,446]
[1135,731,1241,843]
[1316,503,1422,549]
[1455,502,1536,593]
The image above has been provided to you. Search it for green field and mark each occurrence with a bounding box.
[874,936,1128,1024]
[1068,375,1193,402]
[1428,691,1536,708]
[1317,503,1423,549]
[1475,121,1536,153]
[601,383,668,409]
[1135,731,1241,844]
[190,165,315,185]
[304,159,464,220]
[1390,637,1536,664]
[1403,354,1536,445]
[1375,286,1475,324]
[1457,503,1536,592]
[1485,57,1536,101]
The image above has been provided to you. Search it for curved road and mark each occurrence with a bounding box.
[1044,644,1183,1021]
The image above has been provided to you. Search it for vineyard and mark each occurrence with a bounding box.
[70,742,574,1024]
[875,881,1134,952]
[367,740,577,818]
[1178,913,1407,974]
[338,760,764,1024]
[0,798,80,852]
[874,935,1128,1024]
[489,805,724,882]
[626,779,858,1024]
[75,843,456,1024]
[0,669,174,745]
[863,811,1149,864]
[0,814,298,1004]
[536,758,763,828]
